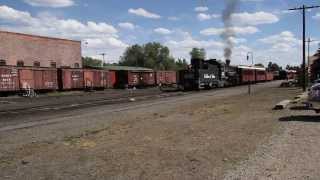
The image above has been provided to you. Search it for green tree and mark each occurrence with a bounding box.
[267,62,281,71]
[190,48,206,59]
[119,42,182,70]
[82,57,102,68]
[176,58,188,70]
[119,44,144,67]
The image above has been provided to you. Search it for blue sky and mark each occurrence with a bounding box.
[1,0,320,66]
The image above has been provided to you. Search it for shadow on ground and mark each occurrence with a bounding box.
[279,115,320,122]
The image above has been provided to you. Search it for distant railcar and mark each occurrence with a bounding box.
[58,68,84,90]
[108,70,116,88]
[0,66,19,92]
[256,69,267,82]
[155,71,177,86]
[83,69,110,90]
[18,67,57,91]
[266,72,274,81]
[238,66,256,84]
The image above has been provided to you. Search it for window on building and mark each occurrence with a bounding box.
[33,61,40,67]
[74,63,80,68]
[17,60,24,67]
[0,59,6,66]
[50,62,57,68]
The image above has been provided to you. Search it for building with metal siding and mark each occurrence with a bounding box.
[0,30,82,68]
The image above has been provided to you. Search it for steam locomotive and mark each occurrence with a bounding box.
[178,58,273,90]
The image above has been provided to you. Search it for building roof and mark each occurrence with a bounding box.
[103,65,154,72]
[0,30,81,43]
[238,65,266,71]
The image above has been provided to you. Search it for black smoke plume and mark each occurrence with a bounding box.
[221,0,239,60]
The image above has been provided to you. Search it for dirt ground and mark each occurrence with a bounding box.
[0,82,315,180]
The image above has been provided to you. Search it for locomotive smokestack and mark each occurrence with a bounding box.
[222,0,239,60]
[226,59,231,66]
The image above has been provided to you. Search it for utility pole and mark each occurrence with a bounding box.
[289,5,320,92]
[306,38,319,80]
[99,53,109,88]
[247,52,254,95]
[100,53,106,67]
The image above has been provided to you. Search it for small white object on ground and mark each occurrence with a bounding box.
[273,100,291,110]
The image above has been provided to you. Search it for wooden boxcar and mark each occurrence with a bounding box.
[141,72,155,86]
[107,70,116,88]
[18,67,57,91]
[255,69,267,82]
[58,68,84,90]
[266,72,274,81]
[238,66,256,84]
[0,66,19,92]
[156,71,177,85]
[83,69,110,89]
[105,66,155,88]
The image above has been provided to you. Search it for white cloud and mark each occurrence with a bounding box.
[200,26,259,36]
[164,31,251,64]
[0,5,37,25]
[154,28,172,35]
[128,8,161,19]
[258,31,300,52]
[24,0,74,8]
[197,13,220,21]
[118,22,135,30]
[231,12,279,26]
[195,6,209,12]
[0,5,128,62]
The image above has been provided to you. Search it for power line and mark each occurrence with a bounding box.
[289,5,320,92]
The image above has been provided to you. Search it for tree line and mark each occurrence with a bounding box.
[83,42,289,72]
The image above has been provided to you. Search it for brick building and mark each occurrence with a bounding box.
[0,31,82,68]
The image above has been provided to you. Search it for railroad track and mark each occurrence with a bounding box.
[0,91,188,115]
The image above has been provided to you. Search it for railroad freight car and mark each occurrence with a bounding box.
[266,72,274,81]
[238,66,256,84]
[57,68,84,90]
[0,66,19,92]
[156,71,177,86]
[83,69,110,90]
[141,72,155,86]
[108,70,116,88]
[18,67,58,91]
[255,68,267,82]
[105,66,155,88]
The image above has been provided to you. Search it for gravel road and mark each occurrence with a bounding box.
[1,81,315,180]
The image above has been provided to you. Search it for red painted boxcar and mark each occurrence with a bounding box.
[18,67,57,91]
[108,70,116,88]
[106,66,155,88]
[141,72,155,86]
[255,69,267,82]
[238,66,255,83]
[156,71,177,85]
[83,69,109,89]
[58,68,84,90]
[0,66,19,92]
[265,72,274,81]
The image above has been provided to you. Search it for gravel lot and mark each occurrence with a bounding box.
[1,81,316,180]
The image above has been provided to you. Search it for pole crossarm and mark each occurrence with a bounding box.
[289,5,320,11]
